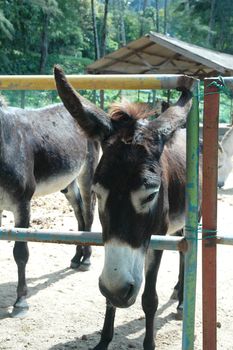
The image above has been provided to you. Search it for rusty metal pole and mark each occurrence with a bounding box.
[202,79,219,350]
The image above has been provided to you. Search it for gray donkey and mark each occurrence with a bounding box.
[0,99,103,317]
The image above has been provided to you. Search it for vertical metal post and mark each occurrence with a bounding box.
[202,79,219,350]
[182,83,200,350]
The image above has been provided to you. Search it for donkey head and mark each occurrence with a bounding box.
[54,66,193,308]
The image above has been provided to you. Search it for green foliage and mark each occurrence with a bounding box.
[29,0,61,16]
[169,0,233,53]
[0,0,232,123]
[0,0,95,74]
[1,0,232,74]
[0,8,14,39]
[47,54,93,74]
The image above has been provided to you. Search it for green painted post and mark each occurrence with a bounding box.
[182,83,200,350]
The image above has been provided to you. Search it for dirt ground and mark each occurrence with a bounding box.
[0,174,233,350]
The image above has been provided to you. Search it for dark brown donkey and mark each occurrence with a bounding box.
[0,101,104,317]
[54,66,194,350]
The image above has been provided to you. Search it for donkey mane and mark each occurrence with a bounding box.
[109,99,156,121]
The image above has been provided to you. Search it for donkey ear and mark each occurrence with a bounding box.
[150,88,193,140]
[54,65,113,140]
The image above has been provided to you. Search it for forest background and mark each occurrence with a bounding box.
[0,0,232,122]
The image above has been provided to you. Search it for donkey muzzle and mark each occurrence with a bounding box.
[98,238,145,308]
[99,277,136,308]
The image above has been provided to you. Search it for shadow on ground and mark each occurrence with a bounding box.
[49,298,180,350]
[0,267,77,319]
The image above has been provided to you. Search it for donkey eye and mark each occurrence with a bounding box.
[93,189,101,200]
[96,193,102,200]
[92,184,101,198]
[141,192,157,205]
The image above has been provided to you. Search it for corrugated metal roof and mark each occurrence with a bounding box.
[87,32,233,78]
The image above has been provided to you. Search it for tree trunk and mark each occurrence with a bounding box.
[91,0,100,60]
[119,0,126,47]
[20,91,25,109]
[163,0,168,35]
[39,12,49,74]
[99,0,109,110]
[140,0,148,36]
[101,0,109,57]
[152,90,156,108]
[100,89,104,110]
[155,0,159,32]
[207,0,217,46]
[217,1,227,51]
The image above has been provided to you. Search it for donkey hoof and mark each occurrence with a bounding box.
[11,298,29,318]
[11,306,29,318]
[92,343,108,350]
[176,307,183,320]
[70,260,91,271]
[70,254,91,271]
[170,288,178,300]
[70,260,81,269]
[79,262,91,271]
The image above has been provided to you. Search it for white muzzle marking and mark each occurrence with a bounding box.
[100,238,145,294]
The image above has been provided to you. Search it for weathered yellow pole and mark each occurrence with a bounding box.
[0,74,192,90]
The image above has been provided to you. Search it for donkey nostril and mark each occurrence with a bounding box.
[120,282,134,300]
[126,283,134,300]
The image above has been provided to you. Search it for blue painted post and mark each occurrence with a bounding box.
[182,83,200,350]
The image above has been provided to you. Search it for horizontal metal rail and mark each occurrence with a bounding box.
[1,228,231,248]
[222,77,233,93]
[0,74,197,90]
[217,236,233,245]
[0,227,187,252]
[222,77,233,83]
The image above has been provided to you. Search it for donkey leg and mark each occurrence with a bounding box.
[12,201,30,318]
[0,210,3,226]
[76,188,95,270]
[62,180,91,270]
[171,229,183,300]
[176,251,184,320]
[142,249,163,350]
[170,252,183,301]
[76,141,99,270]
[93,299,116,350]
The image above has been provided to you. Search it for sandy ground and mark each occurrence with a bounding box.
[0,175,233,350]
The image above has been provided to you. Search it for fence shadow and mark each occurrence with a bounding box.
[0,267,77,319]
[218,187,233,195]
